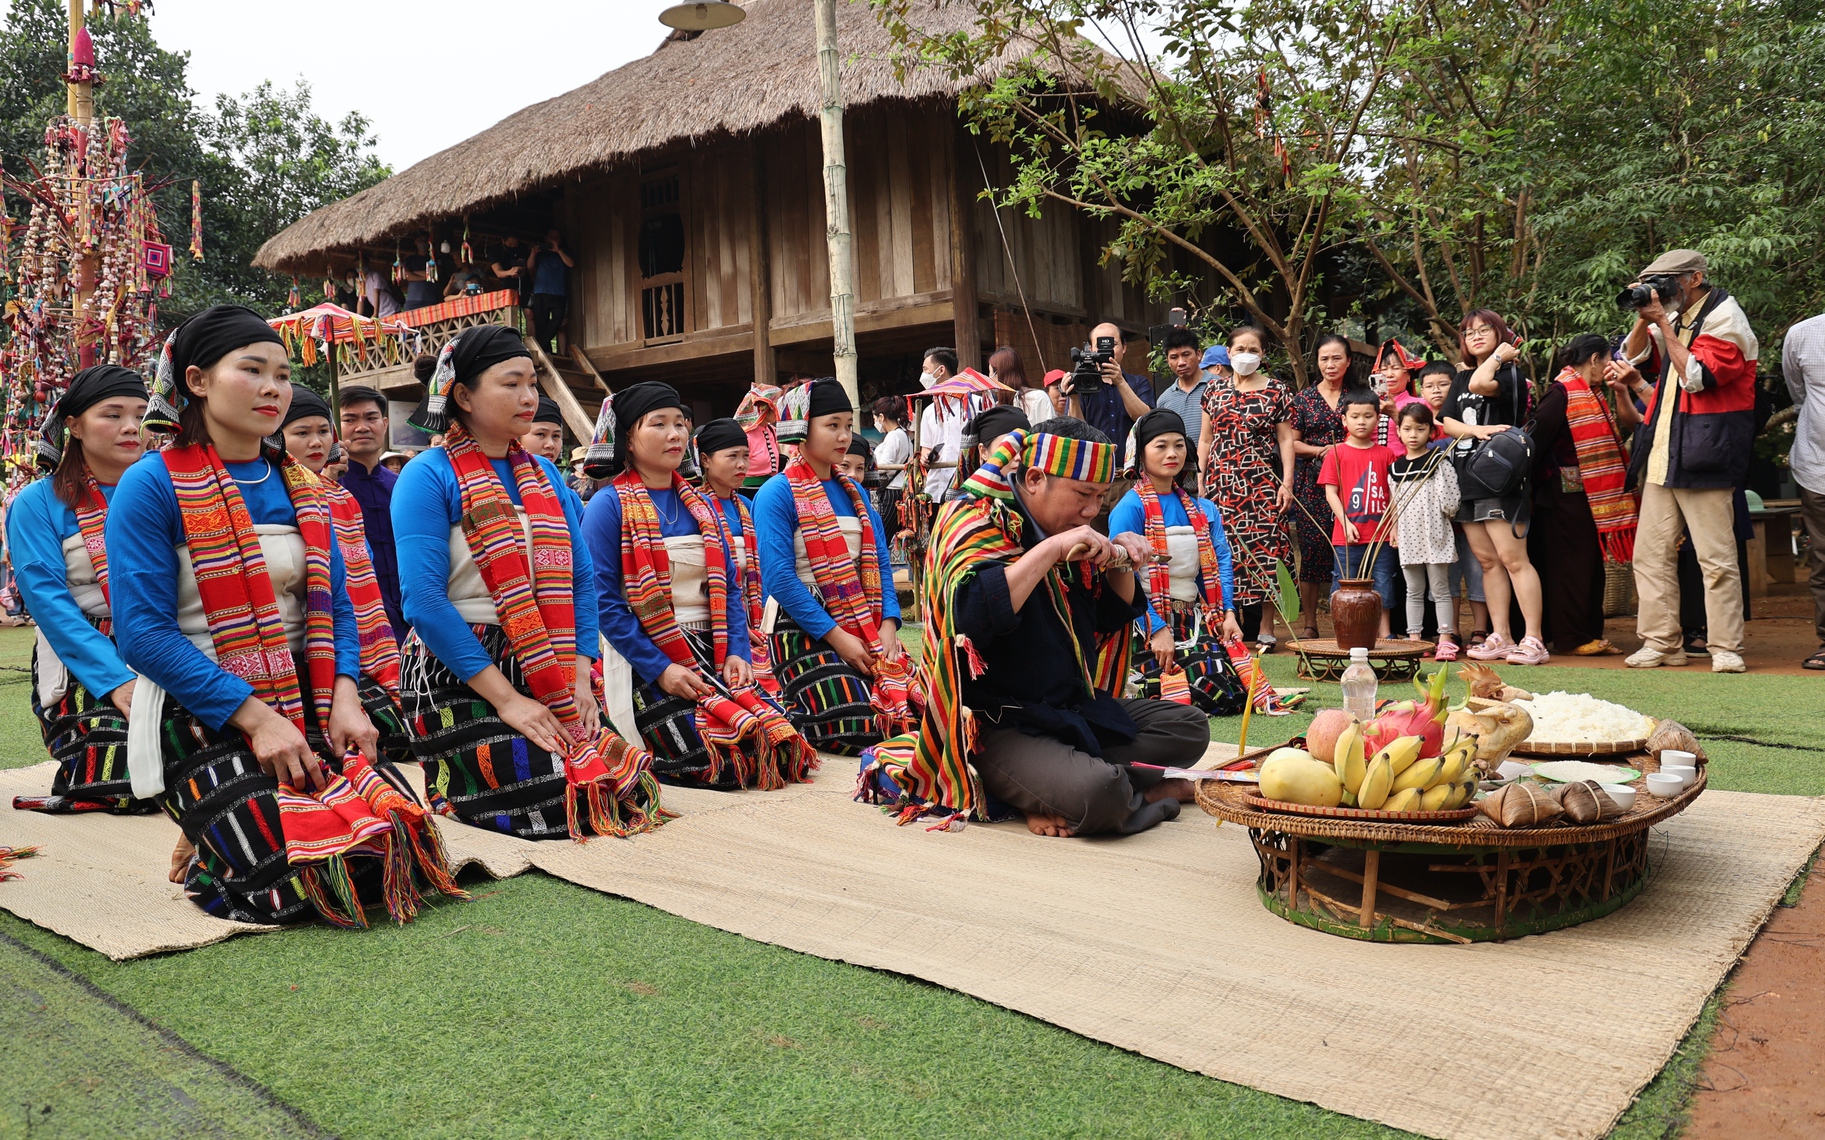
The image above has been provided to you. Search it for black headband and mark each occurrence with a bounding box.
[1133,408,1188,450]
[452,324,531,386]
[169,304,284,380]
[806,377,851,419]
[595,381,687,476]
[694,417,747,456]
[966,405,1030,444]
[533,396,563,426]
[282,384,333,428]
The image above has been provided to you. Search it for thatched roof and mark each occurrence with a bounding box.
[255,0,1050,272]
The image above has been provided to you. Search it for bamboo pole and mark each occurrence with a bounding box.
[814,0,858,411]
[67,0,91,125]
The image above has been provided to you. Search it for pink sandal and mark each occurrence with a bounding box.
[1465,631,1514,661]
[1433,635,1459,662]
[1505,635,1550,666]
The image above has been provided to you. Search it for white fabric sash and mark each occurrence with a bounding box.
[444,510,534,625]
[128,527,308,800]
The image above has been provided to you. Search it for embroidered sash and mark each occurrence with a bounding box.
[614,472,814,787]
[443,424,667,839]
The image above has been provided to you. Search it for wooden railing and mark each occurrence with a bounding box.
[337,289,523,386]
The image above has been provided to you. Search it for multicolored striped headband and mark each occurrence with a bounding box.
[1026,431,1117,483]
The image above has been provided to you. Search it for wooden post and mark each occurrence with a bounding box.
[1358,849,1380,929]
[814,0,858,410]
[66,0,91,125]
[327,348,340,424]
[749,137,775,389]
[950,124,981,370]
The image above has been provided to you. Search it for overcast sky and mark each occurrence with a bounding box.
[17,0,686,171]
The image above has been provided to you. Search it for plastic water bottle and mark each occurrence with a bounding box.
[1340,647,1377,723]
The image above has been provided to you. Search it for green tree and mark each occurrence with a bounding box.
[1,0,388,320]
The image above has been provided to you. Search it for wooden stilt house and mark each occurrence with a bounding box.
[253,0,1171,441]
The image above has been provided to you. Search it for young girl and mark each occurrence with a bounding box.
[394,324,664,839]
[110,305,459,925]
[583,384,812,790]
[8,366,150,813]
[1388,404,1463,660]
[752,378,913,754]
[1107,409,1248,716]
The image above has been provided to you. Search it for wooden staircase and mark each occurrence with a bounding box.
[526,340,608,443]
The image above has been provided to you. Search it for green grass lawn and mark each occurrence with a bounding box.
[1,625,1819,1138]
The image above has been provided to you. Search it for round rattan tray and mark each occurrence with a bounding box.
[1240,792,1479,824]
[1511,737,1652,757]
[1198,750,1704,943]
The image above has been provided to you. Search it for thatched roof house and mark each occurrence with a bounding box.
[257,0,1169,417]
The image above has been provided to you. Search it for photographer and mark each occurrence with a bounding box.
[1613,249,1758,674]
[1064,322,1155,447]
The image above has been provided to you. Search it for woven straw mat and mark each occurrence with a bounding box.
[2,754,1820,1140]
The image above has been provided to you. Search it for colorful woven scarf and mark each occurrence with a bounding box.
[1557,367,1639,561]
[613,472,814,788]
[1135,477,1223,625]
[443,423,667,840]
[782,458,915,735]
[163,440,336,736]
[323,480,402,695]
[74,469,113,627]
[165,441,462,922]
[714,491,779,693]
[862,432,1132,827]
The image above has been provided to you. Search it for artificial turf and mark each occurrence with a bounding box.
[0,626,1818,1138]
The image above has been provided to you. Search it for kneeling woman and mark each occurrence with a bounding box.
[393,325,664,839]
[694,418,776,691]
[278,385,408,751]
[583,385,813,789]
[111,305,460,926]
[8,366,151,813]
[1108,409,1249,717]
[752,378,913,754]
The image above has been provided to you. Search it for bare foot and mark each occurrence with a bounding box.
[1145,778,1196,804]
[168,835,195,884]
[1024,811,1075,838]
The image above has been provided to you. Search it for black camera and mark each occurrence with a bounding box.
[1617,275,1678,311]
[1069,335,1118,394]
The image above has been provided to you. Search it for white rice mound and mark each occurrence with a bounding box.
[1512,691,1655,744]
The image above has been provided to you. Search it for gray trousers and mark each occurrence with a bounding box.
[1801,485,1825,648]
[975,699,1209,835]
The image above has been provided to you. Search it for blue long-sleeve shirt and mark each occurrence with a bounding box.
[582,484,750,684]
[1107,487,1237,635]
[391,448,596,682]
[6,478,134,699]
[109,452,361,731]
[751,473,900,640]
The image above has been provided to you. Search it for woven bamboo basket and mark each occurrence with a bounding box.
[1602,559,1637,617]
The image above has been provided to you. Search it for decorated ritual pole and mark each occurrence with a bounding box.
[814,0,859,412]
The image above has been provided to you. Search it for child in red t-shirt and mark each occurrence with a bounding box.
[1319,389,1401,636]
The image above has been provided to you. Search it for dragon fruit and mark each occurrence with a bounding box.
[1360,668,1449,759]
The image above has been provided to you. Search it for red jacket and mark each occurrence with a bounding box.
[1629,289,1759,490]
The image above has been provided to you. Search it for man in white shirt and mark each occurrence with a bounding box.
[1782,310,1825,669]
[917,347,966,500]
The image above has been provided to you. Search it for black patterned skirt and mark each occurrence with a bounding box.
[15,631,152,813]
[767,615,881,757]
[399,624,662,839]
[1133,607,1249,717]
[156,693,429,926]
[632,625,812,789]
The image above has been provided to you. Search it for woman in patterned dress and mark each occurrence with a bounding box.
[1197,325,1296,650]
[1288,334,1354,639]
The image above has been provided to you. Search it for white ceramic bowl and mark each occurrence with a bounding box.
[1660,765,1697,789]
[1645,773,1683,799]
[1601,783,1637,811]
[1661,749,1698,767]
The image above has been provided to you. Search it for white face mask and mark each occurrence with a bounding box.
[1230,351,1262,377]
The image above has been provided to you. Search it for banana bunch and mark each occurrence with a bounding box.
[1330,728,1478,812]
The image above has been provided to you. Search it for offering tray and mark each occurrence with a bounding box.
[1197,748,1704,944]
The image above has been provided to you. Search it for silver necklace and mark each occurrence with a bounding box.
[233,458,273,486]
[654,487,681,528]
